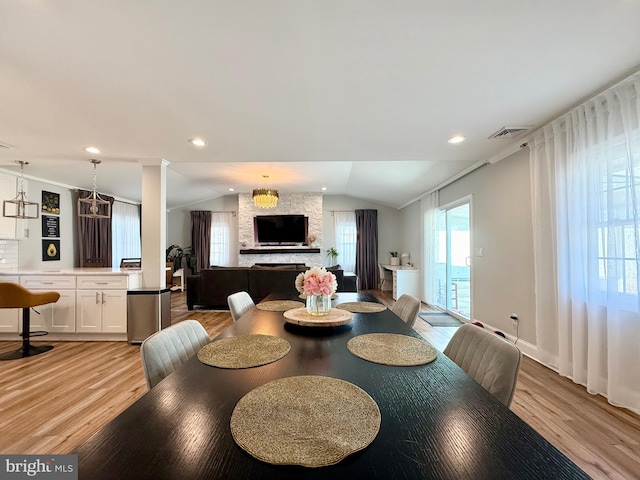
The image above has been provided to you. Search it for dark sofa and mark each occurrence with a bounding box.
[186,265,357,310]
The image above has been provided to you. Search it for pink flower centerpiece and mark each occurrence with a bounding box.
[295,267,337,316]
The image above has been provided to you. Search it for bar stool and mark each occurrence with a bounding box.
[0,282,60,360]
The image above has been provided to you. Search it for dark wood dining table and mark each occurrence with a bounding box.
[76,292,588,479]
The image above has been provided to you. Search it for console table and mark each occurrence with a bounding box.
[382,265,420,300]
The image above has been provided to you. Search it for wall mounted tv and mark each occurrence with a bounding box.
[254,215,308,245]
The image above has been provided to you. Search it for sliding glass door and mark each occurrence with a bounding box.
[434,200,471,319]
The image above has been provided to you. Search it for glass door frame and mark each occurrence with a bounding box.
[436,195,473,321]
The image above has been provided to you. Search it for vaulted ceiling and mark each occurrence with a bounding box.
[1,1,639,209]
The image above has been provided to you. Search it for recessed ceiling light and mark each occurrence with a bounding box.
[448,136,465,144]
[189,137,206,147]
[321,187,327,191]
[85,146,100,154]
[228,188,235,192]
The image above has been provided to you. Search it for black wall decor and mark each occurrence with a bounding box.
[42,215,60,238]
[42,240,61,261]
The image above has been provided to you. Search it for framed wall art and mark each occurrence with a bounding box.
[42,191,60,215]
[42,239,61,261]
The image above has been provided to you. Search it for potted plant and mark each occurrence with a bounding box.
[166,244,197,274]
[390,251,399,266]
[326,247,339,266]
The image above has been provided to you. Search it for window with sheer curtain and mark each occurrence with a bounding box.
[111,201,141,267]
[334,211,356,272]
[530,72,640,413]
[209,212,233,267]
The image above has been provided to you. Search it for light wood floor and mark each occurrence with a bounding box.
[0,290,638,479]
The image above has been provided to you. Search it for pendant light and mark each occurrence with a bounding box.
[252,175,279,208]
[77,159,111,219]
[2,161,39,219]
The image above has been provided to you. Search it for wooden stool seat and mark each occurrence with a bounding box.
[0,282,60,360]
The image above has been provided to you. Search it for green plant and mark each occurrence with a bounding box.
[166,244,197,273]
[390,251,398,257]
[326,247,339,264]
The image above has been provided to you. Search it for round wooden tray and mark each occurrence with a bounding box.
[283,307,353,327]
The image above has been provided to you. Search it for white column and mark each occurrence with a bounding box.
[140,159,169,288]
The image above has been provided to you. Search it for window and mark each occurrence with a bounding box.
[210,212,233,266]
[111,201,141,267]
[596,137,640,297]
[334,212,356,272]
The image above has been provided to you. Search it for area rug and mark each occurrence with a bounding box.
[418,312,463,327]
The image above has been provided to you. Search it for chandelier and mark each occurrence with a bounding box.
[77,159,111,219]
[252,175,279,208]
[2,161,39,219]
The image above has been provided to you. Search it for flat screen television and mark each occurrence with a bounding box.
[254,214,308,245]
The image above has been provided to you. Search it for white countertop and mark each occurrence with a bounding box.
[0,268,141,276]
[381,265,419,271]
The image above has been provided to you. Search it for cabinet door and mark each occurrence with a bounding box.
[0,308,20,333]
[101,290,127,333]
[76,290,103,332]
[0,276,20,332]
[33,290,76,332]
[0,173,17,238]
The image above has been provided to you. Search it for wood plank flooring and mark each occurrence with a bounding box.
[0,290,638,479]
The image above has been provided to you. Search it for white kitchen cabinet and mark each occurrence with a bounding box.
[30,290,76,332]
[0,275,20,332]
[20,276,77,333]
[76,276,128,333]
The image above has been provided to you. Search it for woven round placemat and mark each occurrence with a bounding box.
[197,334,291,369]
[256,300,305,311]
[336,301,387,313]
[347,333,437,366]
[230,375,381,467]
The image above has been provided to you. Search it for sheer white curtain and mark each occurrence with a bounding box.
[210,212,233,267]
[111,201,141,267]
[530,73,640,413]
[421,191,439,305]
[334,211,356,272]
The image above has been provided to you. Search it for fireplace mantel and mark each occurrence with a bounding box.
[240,248,321,255]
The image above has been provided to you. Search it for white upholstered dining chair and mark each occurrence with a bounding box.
[443,323,522,407]
[140,320,211,389]
[390,294,421,328]
[227,291,255,322]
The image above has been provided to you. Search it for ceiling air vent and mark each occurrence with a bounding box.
[488,126,533,140]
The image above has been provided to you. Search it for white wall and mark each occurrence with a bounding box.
[400,148,536,345]
[398,201,421,268]
[18,179,75,270]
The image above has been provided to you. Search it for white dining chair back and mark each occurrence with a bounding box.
[377,263,387,291]
[391,294,421,328]
[443,323,522,407]
[140,320,210,389]
[227,291,255,322]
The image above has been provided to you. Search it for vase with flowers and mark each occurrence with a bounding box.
[295,267,337,316]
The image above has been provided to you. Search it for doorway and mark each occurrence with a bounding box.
[434,199,471,319]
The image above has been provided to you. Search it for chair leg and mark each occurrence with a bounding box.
[0,308,53,360]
